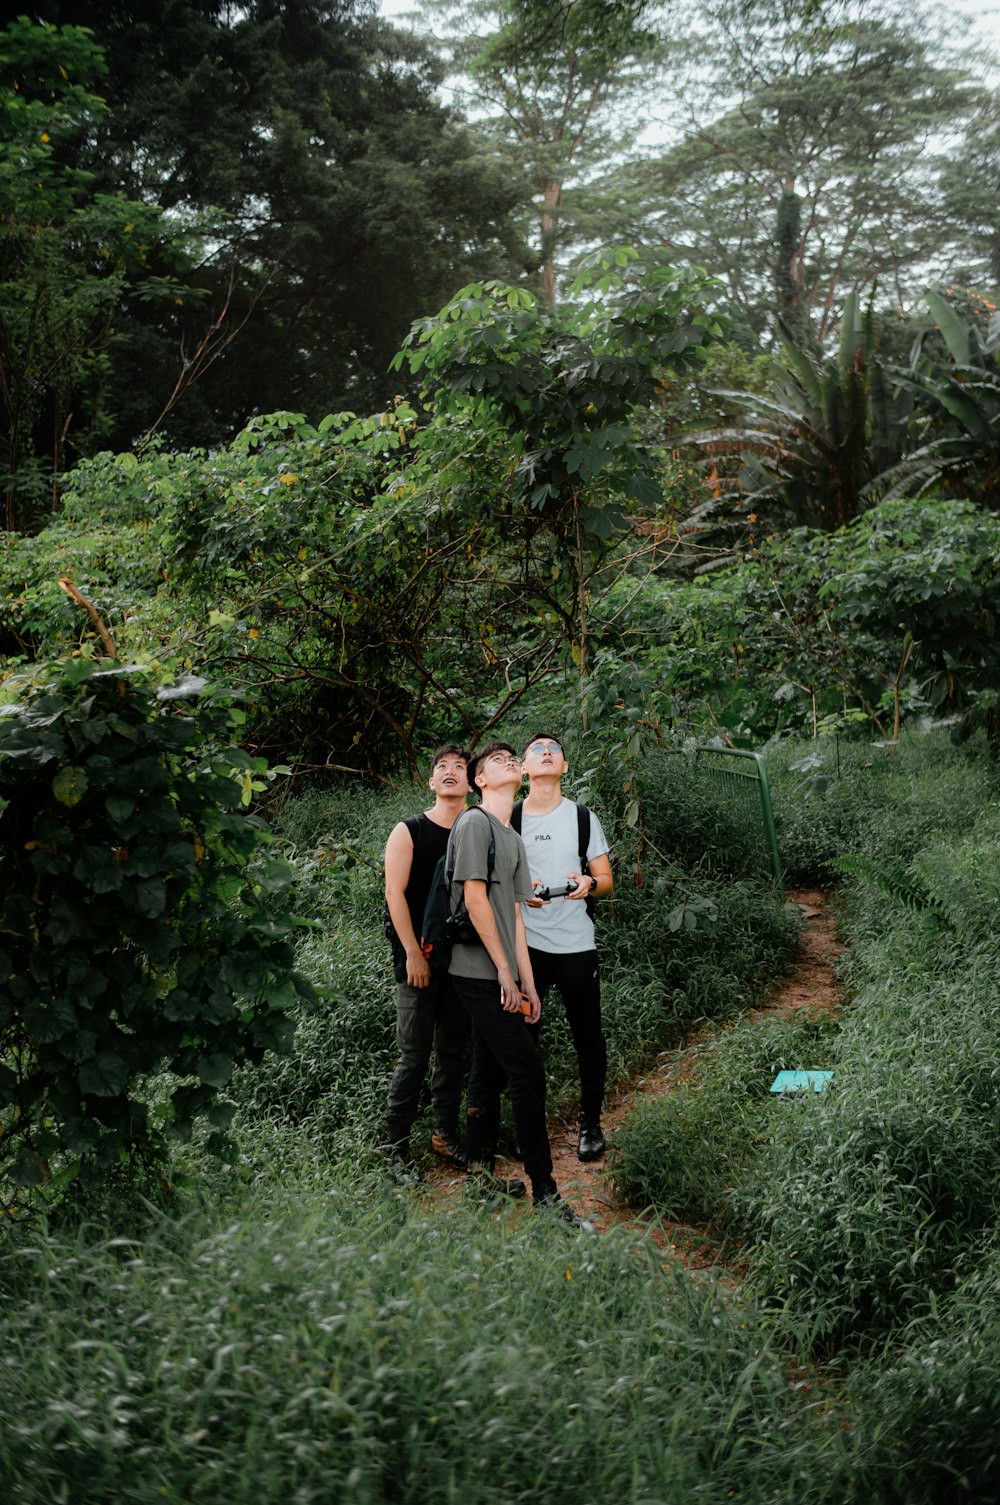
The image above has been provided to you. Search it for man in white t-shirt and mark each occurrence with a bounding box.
[514,731,614,1161]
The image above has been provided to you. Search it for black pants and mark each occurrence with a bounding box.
[527,947,606,1126]
[451,974,554,1196]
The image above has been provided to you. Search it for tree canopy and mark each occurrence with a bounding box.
[407,0,661,303]
[0,18,201,531]
[7,3,530,485]
[605,0,988,344]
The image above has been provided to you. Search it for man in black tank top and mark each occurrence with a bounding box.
[383,745,471,1182]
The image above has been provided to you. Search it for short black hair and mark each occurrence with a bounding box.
[466,741,519,795]
[430,743,468,772]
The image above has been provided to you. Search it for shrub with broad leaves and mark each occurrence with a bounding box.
[0,655,318,1204]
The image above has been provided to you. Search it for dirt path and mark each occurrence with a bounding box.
[514,887,843,1245]
[425,889,843,1253]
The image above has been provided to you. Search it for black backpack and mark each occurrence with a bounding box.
[511,799,596,919]
[420,809,496,974]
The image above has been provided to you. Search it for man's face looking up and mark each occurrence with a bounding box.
[429,756,470,798]
[522,739,569,778]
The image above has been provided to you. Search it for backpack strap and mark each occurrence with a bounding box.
[575,803,591,871]
[445,807,495,890]
[576,803,596,918]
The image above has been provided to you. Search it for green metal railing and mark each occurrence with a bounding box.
[694,747,783,891]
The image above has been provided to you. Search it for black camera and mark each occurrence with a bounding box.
[534,881,574,900]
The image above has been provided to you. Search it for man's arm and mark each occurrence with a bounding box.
[384,821,430,989]
[567,851,613,902]
[514,907,541,1024]
[463,879,522,1011]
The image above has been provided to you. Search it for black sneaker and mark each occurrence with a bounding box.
[577,1123,606,1162]
[431,1128,469,1170]
[533,1186,583,1226]
[387,1146,425,1188]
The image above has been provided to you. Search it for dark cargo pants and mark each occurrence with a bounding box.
[385,972,469,1146]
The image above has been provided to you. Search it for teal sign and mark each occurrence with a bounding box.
[769,1069,833,1094]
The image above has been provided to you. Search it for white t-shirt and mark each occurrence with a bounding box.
[518,797,610,955]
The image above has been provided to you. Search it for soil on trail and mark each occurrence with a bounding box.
[425,888,843,1257]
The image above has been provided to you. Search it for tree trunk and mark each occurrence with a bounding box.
[775,182,805,337]
[539,176,563,308]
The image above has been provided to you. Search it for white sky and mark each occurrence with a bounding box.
[376,0,1000,91]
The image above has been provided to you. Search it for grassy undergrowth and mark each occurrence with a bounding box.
[609,1009,837,1224]
[743,731,1000,1344]
[1,1133,854,1505]
[609,726,1000,1500]
[5,728,998,1502]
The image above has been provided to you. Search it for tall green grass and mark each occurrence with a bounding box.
[764,727,998,887]
[740,952,1000,1341]
[850,1230,1000,1502]
[608,728,1000,1360]
[610,1010,837,1225]
[0,1141,852,1505]
[737,733,1000,1342]
[7,729,1000,1502]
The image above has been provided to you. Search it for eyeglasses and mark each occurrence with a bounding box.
[526,741,562,756]
[486,753,523,767]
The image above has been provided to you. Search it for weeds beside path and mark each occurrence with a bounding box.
[523,887,844,1253]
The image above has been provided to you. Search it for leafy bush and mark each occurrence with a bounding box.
[0,512,173,666]
[0,656,316,1201]
[617,495,1000,747]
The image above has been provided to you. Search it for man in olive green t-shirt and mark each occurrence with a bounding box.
[448,741,581,1223]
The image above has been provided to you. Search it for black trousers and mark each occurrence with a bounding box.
[527,947,606,1126]
[451,973,554,1196]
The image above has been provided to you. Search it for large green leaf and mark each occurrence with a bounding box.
[51,765,89,807]
[925,290,975,366]
[79,1051,130,1097]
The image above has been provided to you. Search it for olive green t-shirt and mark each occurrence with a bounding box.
[447,807,533,981]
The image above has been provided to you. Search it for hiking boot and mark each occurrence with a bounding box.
[387,1146,425,1188]
[431,1127,468,1170]
[577,1122,606,1162]
[533,1185,583,1226]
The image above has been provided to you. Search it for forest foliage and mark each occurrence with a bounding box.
[3,8,1000,1498]
[3,1,999,529]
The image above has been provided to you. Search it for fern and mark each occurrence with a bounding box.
[831,847,996,941]
[829,851,956,930]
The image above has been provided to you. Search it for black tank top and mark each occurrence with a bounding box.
[402,813,450,937]
[384,813,451,982]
